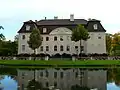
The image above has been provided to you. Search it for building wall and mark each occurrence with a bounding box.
[86,32,106,54]
[18,27,106,55]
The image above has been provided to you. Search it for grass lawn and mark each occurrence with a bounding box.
[0,60,120,68]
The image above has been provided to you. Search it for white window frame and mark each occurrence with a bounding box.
[43,28,47,33]
[26,25,30,31]
[67,46,70,51]
[93,24,98,30]
[40,46,43,51]
[46,46,49,51]
[22,45,25,52]
[60,36,63,41]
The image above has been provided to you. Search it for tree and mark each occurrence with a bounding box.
[71,24,90,58]
[0,26,5,41]
[27,28,42,55]
[27,79,43,90]
[71,84,90,90]
[106,33,112,55]
[111,32,120,55]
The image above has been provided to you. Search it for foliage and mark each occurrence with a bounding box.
[71,24,89,42]
[71,24,89,57]
[0,40,17,56]
[0,67,17,75]
[71,84,90,90]
[0,26,5,41]
[27,79,43,90]
[107,68,120,86]
[106,33,112,54]
[27,28,42,54]
[110,32,120,55]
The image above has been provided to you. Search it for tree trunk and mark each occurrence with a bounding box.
[80,40,82,59]
[34,49,36,61]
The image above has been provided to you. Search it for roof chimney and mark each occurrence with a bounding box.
[45,17,47,20]
[35,20,37,22]
[70,14,74,21]
[54,16,58,19]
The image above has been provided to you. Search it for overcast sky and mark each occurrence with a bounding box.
[0,0,120,41]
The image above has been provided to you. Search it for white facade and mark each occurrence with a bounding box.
[18,27,106,55]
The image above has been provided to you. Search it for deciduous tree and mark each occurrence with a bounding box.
[71,24,90,58]
[106,33,112,54]
[27,28,42,55]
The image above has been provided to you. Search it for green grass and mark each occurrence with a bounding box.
[0,60,120,66]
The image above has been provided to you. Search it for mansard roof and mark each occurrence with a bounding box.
[18,19,106,33]
[36,19,88,25]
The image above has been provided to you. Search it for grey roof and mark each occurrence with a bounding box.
[36,19,88,25]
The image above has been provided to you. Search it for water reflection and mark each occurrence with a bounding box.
[0,68,120,90]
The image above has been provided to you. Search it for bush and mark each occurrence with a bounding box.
[17,53,30,57]
[61,53,72,58]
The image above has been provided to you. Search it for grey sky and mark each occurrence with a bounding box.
[0,0,120,40]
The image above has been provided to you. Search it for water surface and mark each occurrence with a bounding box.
[0,67,120,90]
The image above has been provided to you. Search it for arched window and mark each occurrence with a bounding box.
[60,45,64,51]
[46,46,49,51]
[54,45,57,51]
[93,24,98,30]
[54,36,57,41]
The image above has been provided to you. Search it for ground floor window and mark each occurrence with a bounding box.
[60,45,64,51]
[54,45,57,51]
[22,45,25,51]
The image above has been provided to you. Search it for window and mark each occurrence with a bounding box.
[60,36,63,41]
[54,82,57,87]
[54,36,57,41]
[21,84,24,90]
[26,25,30,30]
[75,72,78,78]
[46,37,49,41]
[60,72,63,78]
[81,46,84,51]
[46,82,49,87]
[40,46,43,51]
[60,45,64,51]
[43,28,47,33]
[93,24,98,30]
[66,46,70,51]
[45,70,49,77]
[75,46,78,49]
[98,36,101,39]
[22,35,25,40]
[46,46,49,51]
[40,72,43,77]
[54,72,57,78]
[54,45,57,51]
[22,45,25,51]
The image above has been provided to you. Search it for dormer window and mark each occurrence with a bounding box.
[43,28,47,33]
[93,24,98,30]
[26,25,30,31]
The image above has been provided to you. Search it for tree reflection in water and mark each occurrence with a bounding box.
[107,68,120,86]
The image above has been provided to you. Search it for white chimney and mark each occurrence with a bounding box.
[54,16,58,19]
[35,20,37,22]
[70,14,74,21]
[45,17,47,20]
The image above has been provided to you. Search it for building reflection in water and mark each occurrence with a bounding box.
[17,68,107,90]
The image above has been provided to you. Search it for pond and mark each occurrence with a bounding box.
[0,67,120,90]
